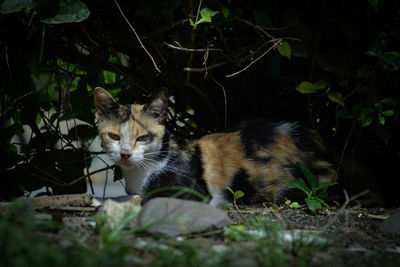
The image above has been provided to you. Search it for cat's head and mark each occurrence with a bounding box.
[94,87,168,168]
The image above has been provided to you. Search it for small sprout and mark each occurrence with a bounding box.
[285,199,301,208]
[226,186,245,209]
[189,7,219,28]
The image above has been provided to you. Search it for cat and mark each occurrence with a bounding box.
[94,87,336,206]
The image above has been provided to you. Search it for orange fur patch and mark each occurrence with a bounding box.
[197,132,244,190]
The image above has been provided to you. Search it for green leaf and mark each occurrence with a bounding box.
[201,8,218,17]
[0,0,34,14]
[337,109,353,119]
[221,7,229,18]
[361,114,374,127]
[360,107,375,127]
[285,200,291,205]
[305,198,321,212]
[374,102,383,112]
[286,179,310,194]
[296,81,316,94]
[367,0,378,12]
[197,8,218,24]
[380,52,400,64]
[297,162,317,189]
[229,225,247,232]
[253,11,272,27]
[277,41,291,60]
[314,182,337,192]
[289,202,301,208]
[234,190,245,200]
[327,91,345,107]
[382,110,395,116]
[378,114,385,125]
[314,197,330,208]
[361,107,375,115]
[199,12,212,23]
[189,18,196,27]
[40,0,90,24]
[225,186,235,195]
[102,70,116,84]
[379,52,400,70]
[313,80,327,90]
[379,98,399,106]
[9,143,18,154]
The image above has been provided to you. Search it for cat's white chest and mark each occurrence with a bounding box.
[122,166,151,195]
[121,159,167,195]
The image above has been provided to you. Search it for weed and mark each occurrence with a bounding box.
[224,216,330,266]
[225,186,244,209]
[287,162,337,213]
[285,199,301,209]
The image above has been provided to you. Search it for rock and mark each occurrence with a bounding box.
[102,199,142,230]
[137,198,230,237]
[380,208,400,235]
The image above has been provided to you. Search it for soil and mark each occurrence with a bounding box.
[4,196,399,266]
[229,203,400,266]
[55,201,400,266]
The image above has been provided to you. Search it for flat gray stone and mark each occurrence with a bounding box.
[380,208,400,235]
[137,198,230,237]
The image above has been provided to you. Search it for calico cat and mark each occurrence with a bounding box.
[94,87,336,206]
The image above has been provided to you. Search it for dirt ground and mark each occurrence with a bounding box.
[56,200,400,266]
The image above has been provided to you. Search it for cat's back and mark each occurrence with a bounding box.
[195,120,335,204]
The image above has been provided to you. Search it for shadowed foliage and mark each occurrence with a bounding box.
[1,0,399,205]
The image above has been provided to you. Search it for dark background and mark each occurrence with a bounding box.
[1,0,399,206]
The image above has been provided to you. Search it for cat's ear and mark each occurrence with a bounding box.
[94,87,119,121]
[143,88,169,124]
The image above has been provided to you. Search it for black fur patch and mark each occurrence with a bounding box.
[154,130,170,161]
[252,156,273,164]
[142,139,209,204]
[111,104,131,123]
[222,169,257,204]
[240,120,276,159]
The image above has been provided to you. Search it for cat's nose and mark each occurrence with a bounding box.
[120,153,131,160]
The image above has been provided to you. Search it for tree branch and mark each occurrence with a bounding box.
[226,39,281,78]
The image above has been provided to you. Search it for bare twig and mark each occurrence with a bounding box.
[202,48,209,77]
[183,61,228,72]
[210,74,227,128]
[5,39,10,73]
[350,190,370,202]
[226,39,281,78]
[113,0,161,73]
[68,166,112,186]
[1,91,36,118]
[334,119,358,180]
[233,15,275,39]
[39,24,45,64]
[164,41,222,52]
[342,189,371,209]
[343,189,350,208]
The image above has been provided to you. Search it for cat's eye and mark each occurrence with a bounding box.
[137,134,150,142]
[108,133,120,141]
